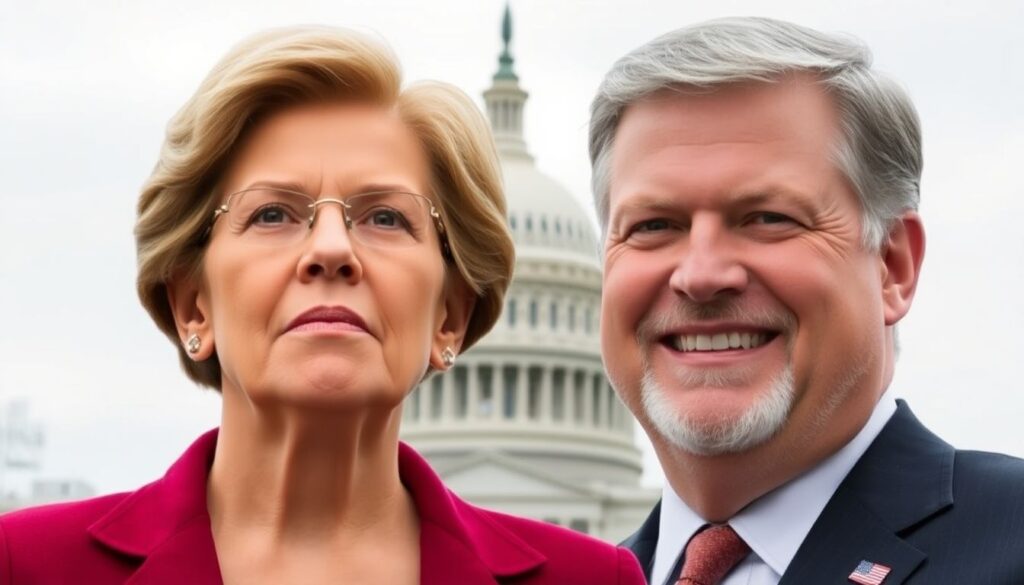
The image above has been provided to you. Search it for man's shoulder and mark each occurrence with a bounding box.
[950,448,1024,512]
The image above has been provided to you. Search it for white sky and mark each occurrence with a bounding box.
[1,0,1022,495]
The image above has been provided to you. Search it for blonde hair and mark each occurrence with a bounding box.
[136,26,514,389]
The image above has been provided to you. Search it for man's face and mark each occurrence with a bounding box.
[602,76,891,457]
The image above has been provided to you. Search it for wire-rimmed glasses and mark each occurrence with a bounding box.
[209,187,449,253]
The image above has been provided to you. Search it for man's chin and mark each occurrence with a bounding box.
[640,367,795,456]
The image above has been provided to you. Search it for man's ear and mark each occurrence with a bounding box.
[165,273,215,361]
[429,276,477,371]
[880,211,926,326]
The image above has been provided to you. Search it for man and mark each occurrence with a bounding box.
[589,17,1024,585]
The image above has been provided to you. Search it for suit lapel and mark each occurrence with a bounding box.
[779,491,925,584]
[781,401,954,584]
[621,500,661,581]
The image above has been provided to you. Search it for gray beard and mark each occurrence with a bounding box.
[640,363,795,456]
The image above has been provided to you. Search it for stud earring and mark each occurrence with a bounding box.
[186,334,201,355]
[441,347,456,367]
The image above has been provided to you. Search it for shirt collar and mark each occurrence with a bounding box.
[652,392,897,585]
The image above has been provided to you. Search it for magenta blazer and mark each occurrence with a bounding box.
[0,429,644,584]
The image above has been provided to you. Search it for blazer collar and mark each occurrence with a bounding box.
[85,430,545,584]
[780,400,954,585]
[87,429,220,584]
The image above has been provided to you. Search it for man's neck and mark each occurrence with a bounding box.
[654,395,881,522]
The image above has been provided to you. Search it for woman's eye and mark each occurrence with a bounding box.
[364,208,412,231]
[250,205,293,225]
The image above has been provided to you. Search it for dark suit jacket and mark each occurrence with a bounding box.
[0,429,645,584]
[623,401,1024,584]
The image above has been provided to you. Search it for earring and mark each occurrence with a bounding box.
[186,334,201,355]
[441,347,456,367]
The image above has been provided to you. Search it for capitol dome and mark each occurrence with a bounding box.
[401,6,657,542]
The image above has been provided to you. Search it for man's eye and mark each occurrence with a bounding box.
[749,212,795,226]
[632,218,672,233]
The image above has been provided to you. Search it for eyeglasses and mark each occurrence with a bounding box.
[209,187,449,254]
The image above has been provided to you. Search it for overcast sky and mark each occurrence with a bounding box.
[1,0,1022,495]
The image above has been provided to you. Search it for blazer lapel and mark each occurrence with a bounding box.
[126,516,220,585]
[781,401,954,585]
[88,430,222,584]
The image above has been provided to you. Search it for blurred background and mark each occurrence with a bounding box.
[1,0,1021,541]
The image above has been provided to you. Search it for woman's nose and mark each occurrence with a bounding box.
[295,204,363,283]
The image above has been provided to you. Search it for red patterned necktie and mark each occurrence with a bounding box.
[676,524,751,585]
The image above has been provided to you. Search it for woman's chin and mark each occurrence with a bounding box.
[242,371,406,412]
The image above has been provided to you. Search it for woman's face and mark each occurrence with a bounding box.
[172,102,468,409]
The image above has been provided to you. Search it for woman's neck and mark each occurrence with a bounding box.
[207,387,419,580]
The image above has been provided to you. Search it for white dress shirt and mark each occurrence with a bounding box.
[650,393,898,585]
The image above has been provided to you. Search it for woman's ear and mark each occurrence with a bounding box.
[881,211,926,326]
[166,274,215,361]
[429,276,476,371]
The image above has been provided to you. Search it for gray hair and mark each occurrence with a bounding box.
[589,17,922,249]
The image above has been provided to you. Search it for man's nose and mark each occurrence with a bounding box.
[668,214,749,303]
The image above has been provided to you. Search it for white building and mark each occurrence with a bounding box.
[401,7,658,543]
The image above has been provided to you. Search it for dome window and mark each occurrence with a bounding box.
[541,216,548,234]
[507,298,517,327]
[555,219,562,235]
[509,214,517,230]
[525,214,533,232]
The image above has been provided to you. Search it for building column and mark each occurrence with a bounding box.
[492,361,505,421]
[466,363,479,420]
[584,372,595,428]
[516,364,529,421]
[539,365,552,423]
[441,371,454,423]
[565,369,576,427]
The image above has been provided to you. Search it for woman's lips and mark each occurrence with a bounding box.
[285,305,369,334]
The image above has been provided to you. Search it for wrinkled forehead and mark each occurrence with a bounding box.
[617,77,840,162]
[608,77,844,213]
[221,102,432,198]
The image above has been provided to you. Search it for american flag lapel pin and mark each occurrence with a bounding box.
[848,560,892,585]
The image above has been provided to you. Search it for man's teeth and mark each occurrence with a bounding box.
[670,332,770,352]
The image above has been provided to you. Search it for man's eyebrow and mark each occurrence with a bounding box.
[726,188,820,216]
[609,195,682,219]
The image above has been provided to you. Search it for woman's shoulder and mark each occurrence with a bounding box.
[1,491,131,539]
[0,493,136,581]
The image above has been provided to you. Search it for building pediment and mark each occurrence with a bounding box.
[438,451,596,500]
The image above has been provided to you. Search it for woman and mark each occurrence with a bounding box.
[0,27,645,584]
